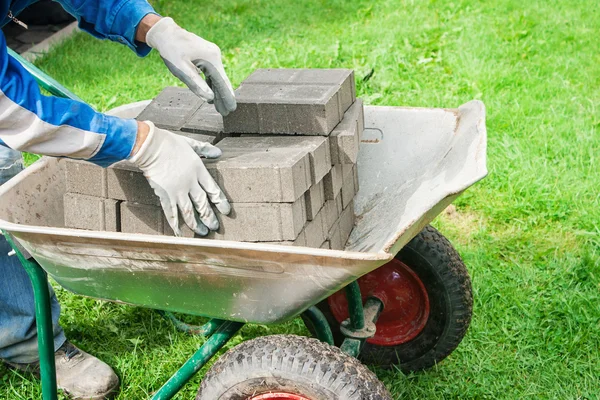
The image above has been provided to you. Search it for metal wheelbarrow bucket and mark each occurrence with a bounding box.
[0,101,487,325]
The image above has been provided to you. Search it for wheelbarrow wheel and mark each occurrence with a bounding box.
[196,334,392,400]
[303,225,472,372]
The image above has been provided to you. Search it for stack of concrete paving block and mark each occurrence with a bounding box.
[62,68,363,250]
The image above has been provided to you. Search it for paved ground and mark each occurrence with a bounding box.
[3,21,71,54]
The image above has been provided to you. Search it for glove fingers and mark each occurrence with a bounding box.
[177,195,209,236]
[196,163,231,215]
[183,137,222,159]
[189,184,220,231]
[158,192,181,237]
[193,59,237,116]
[163,58,215,102]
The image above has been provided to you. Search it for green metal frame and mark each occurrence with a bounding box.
[3,52,386,399]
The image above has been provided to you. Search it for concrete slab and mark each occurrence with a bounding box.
[244,68,355,114]
[120,202,164,235]
[181,102,226,142]
[107,162,160,206]
[330,99,364,164]
[224,83,341,135]
[304,207,326,248]
[339,200,355,248]
[136,87,204,131]
[204,137,312,203]
[65,160,107,197]
[206,196,306,241]
[305,179,325,221]
[63,194,119,231]
[323,164,343,200]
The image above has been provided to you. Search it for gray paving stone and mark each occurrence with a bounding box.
[206,196,306,241]
[63,194,119,231]
[244,68,355,115]
[323,164,343,200]
[305,179,325,221]
[341,169,356,210]
[65,160,107,197]
[320,240,331,249]
[328,220,344,250]
[339,200,355,247]
[330,99,364,164]
[136,87,204,131]
[181,102,226,142]
[204,137,312,203]
[175,131,220,145]
[322,198,340,233]
[107,162,160,206]
[353,164,359,194]
[223,83,341,135]
[120,202,164,235]
[304,207,326,248]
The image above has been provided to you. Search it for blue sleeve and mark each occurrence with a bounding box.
[0,32,138,167]
[55,0,159,57]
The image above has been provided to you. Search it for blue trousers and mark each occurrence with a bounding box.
[0,147,65,363]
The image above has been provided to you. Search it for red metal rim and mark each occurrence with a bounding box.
[250,394,311,400]
[328,258,430,346]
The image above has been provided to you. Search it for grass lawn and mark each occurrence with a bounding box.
[2,0,600,398]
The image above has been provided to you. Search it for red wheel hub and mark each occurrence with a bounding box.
[328,259,430,346]
[251,394,311,400]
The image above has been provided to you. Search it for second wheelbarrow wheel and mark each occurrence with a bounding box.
[196,334,392,400]
[304,225,473,372]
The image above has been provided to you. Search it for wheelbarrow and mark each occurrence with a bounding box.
[0,51,487,399]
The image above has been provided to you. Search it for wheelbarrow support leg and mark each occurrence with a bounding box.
[301,306,335,346]
[157,310,224,337]
[3,233,58,400]
[339,281,384,358]
[152,320,244,400]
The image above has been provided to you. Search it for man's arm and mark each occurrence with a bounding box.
[56,0,158,56]
[0,31,138,166]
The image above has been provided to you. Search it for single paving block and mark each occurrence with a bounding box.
[323,164,343,200]
[244,68,356,116]
[341,169,356,210]
[304,207,326,248]
[330,99,364,164]
[120,202,164,235]
[223,82,342,135]
[328,220,344,250]
[204,137,312,203]
[175,130,220,145]
[353,164,359,194]
[339,200,355,247]
[136,87,204,131]
[305,179,325,221]
[320,240,331,249]
[63,194,119,232]
[107,162,160,206]
[181,102,226,143]
[65,160,107,197]
[322,198,340,233]
[206,196,306,242]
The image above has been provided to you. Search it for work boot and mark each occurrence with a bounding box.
[7,341,119,399]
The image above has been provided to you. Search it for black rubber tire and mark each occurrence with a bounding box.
[196,334,392,400]
[304,225,473,373]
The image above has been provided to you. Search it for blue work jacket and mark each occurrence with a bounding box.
[0,0,158,166]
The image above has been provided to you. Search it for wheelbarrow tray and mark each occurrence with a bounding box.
[0,101,487,324]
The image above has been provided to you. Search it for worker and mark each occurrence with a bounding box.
[0,1,235,399]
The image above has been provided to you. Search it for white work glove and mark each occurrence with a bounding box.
[129,121,230,236]
[146,17,237,116]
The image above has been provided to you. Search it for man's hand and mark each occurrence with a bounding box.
[141,17,237,116]
[129,121,230,236]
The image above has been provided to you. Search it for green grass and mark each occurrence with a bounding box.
[2,0,600,398]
